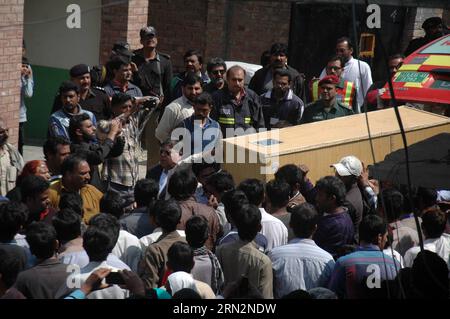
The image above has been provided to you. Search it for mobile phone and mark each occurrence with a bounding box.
[105,271,125,285]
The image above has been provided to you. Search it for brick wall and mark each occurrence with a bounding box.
[148,0,208,73]
[148,0,291,74]
[99,0,149,65]
[0,0,25,147]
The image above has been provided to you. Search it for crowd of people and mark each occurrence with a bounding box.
[0,17,449,300]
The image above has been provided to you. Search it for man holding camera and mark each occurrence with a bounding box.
[100,93,156,207]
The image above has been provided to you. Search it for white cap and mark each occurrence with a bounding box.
[331,155,363,177]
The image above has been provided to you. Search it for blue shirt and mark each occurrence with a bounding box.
[48,106,96,140]
[268,238,335,298]
[178,115,221,156]
[328,244,401,299]
[218,228,268,253]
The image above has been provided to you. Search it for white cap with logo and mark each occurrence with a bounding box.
[331,155,363,177]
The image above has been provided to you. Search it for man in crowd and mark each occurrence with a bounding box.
[175,92,221,157]
[43,137,71,182]
[216,204,274,299]
[249,43,306,103]
[104,56,143,99]
[405,17,446,56]
[301,75,354,124]
[132,26,173,168]
[101,93,152,206]
[313,176,354,258]
[69,113,123,191]
[51,64,111,121]
[311,55,357,111]
[48,81,97,140]
[328,215,401,299]
[211,65,265,138]
[19,56,34,155]
[320,37,373,113]
[170,49,209,101]
[0,117,24,196]
[269,203,335,298]
[155,73,203,144]
[364,54,404,111]
[260,68,304,129]
[331,155,365,241]
[48,155,103,224]
[204,58,227,94]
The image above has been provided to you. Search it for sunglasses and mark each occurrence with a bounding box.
[212,69,226,75]
[326,66,342,71]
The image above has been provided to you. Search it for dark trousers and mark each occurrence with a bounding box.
[18,122,25,155]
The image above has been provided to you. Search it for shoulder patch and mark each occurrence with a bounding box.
[93,86,106,92]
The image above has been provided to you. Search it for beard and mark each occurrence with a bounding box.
[273,87,288,99]
[82,132,96,142]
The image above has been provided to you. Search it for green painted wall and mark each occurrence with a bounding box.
[24,65,68,145]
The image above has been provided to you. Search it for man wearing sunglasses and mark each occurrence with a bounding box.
[364,54,404,112]
[310,55,357,111]
[204,58,227,94]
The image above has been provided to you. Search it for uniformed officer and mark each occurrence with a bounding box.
[51,64,112,121]
[132,26,173,104]
[301,75,354,124]
[211,65,265,138]
[310,55,357,111]
[132,26,173,168]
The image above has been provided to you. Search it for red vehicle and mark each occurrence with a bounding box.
[381,35,450,115]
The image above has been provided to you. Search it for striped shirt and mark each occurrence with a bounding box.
[268,238,335,298]
[328,245,401,299]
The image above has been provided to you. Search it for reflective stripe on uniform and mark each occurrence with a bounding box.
[311,79,320,102]
[244,117,252,124]
[219,117,235,125]
[342,81,355,108]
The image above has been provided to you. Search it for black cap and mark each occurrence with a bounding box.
[70,64,90,78]
[140,26,157,38]
[422,17,443,29]
[112,41,134,58]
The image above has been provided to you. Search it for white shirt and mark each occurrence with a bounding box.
[139,228,186,250]
[155,95,194,143]
[268,238,335,299]
[383,248,404,268]
[320,57,373,112]
[259,208,288,251]
[404,234,450,270]
[67,260,129,299]
[111,230,142,273]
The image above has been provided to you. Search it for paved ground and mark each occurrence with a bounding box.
[23,145,148,179]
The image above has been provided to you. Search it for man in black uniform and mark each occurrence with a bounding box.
[132,26,173,167]
[249,43,306,103]
[301,75,353,124]
[51,64,111,121]
[404,17,446,57]
[132,26,173,104]
[211,65,265,138]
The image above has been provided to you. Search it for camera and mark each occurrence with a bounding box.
[105,271,125,285]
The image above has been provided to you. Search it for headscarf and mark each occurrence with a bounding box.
[167,271,197,295]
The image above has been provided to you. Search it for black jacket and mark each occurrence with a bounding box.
[249,65,307,103]
[71,137,125,191]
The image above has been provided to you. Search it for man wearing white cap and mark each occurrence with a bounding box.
[331,155,364,241]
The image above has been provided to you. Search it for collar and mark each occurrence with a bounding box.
[357,244,381,252]
[345,56,354,66]
[37,258,61,267]
[113,80,129,92]
[63,104,82,116]
[289,238,316,245]
[181,95,194,106]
